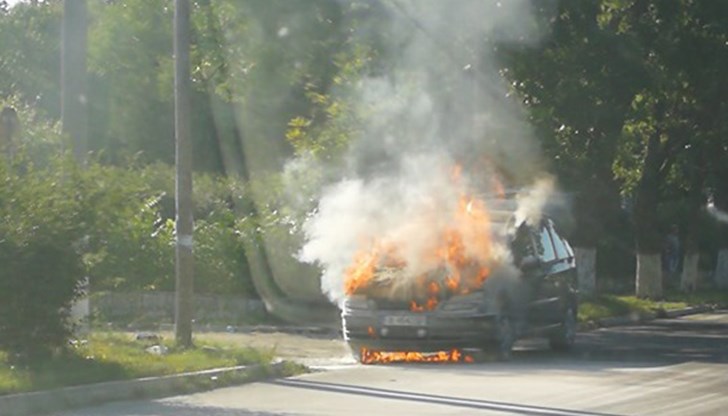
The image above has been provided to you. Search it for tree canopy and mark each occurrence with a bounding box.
[1,0,727,333]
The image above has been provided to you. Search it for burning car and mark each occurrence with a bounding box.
[340,194,577,364]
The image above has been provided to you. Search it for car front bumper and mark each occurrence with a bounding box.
[342,309,498,352]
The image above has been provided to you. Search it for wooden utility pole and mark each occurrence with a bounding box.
[61,0,88,164]
[174,0,194,347]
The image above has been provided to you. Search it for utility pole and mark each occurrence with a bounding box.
[174,0,194,347]
[61,0,88,165]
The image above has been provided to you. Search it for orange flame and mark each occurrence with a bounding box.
[343,164,505,365]
[367,326,376,338]
[344,251,377,296]
[344,164,497,305]
[360,348,473,364]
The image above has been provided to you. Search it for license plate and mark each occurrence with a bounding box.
[383,314,426,326]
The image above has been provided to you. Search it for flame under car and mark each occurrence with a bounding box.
[341,217,578,363]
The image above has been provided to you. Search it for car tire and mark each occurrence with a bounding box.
[549,303,577,351]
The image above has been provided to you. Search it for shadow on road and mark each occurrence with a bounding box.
[350,312,728,374]
[267,378,620,416]
[567,315,728,366]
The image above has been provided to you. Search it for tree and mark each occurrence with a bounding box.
[603,0,728,297]
[502,0,641,295]
[0,2,62,118]
[0,156,88,358]
[61,0,88,164]
[86,0,175,164]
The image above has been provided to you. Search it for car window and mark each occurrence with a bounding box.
[536,225,556,262]
[551,228,570,260]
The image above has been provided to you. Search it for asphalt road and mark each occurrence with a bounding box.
[53,311,728,416]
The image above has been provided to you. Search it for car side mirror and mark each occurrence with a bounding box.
[519,255,541,271]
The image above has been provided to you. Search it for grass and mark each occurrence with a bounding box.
[579,289,728,324]
[579,295,687,323]
[0,332,282,396]
[663,289,728,307]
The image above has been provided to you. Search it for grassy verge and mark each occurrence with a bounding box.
[579,295,687,323]
[579,289,728,324]
[0,332,302,396]
[663,289,728,307]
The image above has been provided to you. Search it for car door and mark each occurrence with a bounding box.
[540,221,577,325]
[522,221,556,327]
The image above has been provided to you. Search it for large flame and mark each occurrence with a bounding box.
[344,171,497,312]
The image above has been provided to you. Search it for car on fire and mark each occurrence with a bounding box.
[341,211,578,363]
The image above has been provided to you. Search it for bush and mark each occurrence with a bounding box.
[83,163,256,296]
[0,157,88,357]
[81,164,175,292]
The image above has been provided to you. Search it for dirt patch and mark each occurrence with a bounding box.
[196,331,355,366]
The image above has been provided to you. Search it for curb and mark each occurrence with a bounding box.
[578,304,717,331]
[0,361,299,416]
[659,304,717,319]
[152,323,342,336]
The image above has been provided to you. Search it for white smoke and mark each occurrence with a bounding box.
[293,0,556,305]
[707,202,728,224]
[299,153,488,303]
[515,177,556,226]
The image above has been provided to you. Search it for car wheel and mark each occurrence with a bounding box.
[549,304,577,351]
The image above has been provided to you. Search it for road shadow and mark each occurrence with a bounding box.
[350,312,728,374]
[567,315,728,366]
[267,378,620,416]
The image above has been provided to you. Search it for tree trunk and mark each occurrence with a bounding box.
[633,131,664,299]
[574,247,596,296]
[636,253,662,297]
[679,168,705,293]
[714,168,728,289]
[61,0,88,164]
[680,252,699,292]
[715,249,728,289]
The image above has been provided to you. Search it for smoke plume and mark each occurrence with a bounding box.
[296,0,555,306]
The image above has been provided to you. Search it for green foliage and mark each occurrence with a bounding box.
[2,0,728,308]
[579,294,688,323]
[0,148,256,359]
[0,156,88,357]
[501,0,638,248]
[0,95,65,165]
[0,2,62,118]
[87,0,174,164]
[284,43,375,160]
[83,163,256,296]
[81,165,175,292]
[194,219,253,295]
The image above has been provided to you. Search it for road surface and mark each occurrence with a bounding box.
[54,311,728,415]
